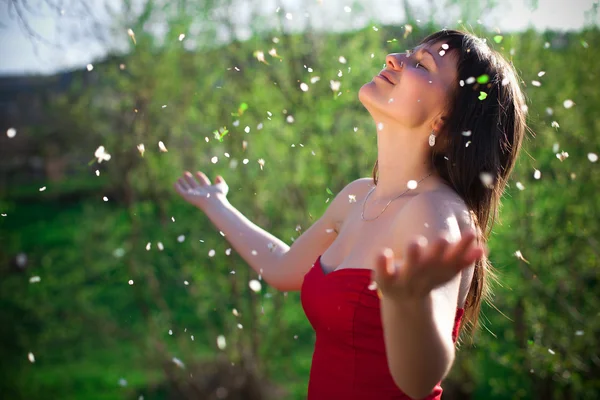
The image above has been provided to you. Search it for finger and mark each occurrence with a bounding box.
[383,248,396,276]
[445,231,477,265]
[456,231,477,255]
[195,171,211,186]
[177,177,191,191]
[405,237,426,267]
[173,181,185,195]
[215,175,223,184]
[184,171,201,188]
[460,246,485,267]
[374,248,396,283]
[427,235,451,263]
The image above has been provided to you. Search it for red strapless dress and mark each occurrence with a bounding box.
[301,256,463,400]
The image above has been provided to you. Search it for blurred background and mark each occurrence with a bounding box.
[1,0,599,399]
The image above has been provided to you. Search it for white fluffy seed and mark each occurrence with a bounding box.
[249,279,262,292]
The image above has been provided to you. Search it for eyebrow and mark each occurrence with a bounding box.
[419,48,438,69]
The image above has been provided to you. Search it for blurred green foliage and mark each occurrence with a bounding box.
[1,1,599,399]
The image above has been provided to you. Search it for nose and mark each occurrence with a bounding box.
[385,53,406,70]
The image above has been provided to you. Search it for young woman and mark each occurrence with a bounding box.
[174,29,527,399]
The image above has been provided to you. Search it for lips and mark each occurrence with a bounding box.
[376,71,395,85]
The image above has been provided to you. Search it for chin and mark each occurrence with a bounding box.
[358,81,376,105]
[358,82,383,116]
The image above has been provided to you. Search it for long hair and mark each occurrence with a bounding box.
[372,30,528,339]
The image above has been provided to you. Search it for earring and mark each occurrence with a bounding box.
[429,131,436,147]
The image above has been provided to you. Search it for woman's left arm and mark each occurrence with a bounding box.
[374,194,484,399]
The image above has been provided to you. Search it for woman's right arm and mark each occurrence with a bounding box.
[174,171,369,291]
[202,197,335,291]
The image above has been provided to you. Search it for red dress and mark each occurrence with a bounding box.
[301,256,464,400]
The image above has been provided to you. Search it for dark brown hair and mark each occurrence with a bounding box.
[372,29,528,339]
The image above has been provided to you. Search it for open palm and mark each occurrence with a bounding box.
[373,231,486,300]
[173,171,229,210]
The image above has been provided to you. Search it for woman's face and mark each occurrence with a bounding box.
[359,40,459,131]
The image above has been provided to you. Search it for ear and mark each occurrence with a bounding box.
[430,115,450,154]
[431,114,448,133]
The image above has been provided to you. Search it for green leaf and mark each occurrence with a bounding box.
[326,187,334,195]
[231,103,249,117]
[493,35,503,44]
[478,91,488,100]
[213,127,229,142]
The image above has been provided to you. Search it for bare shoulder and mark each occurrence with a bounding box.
[330,177,374,210]
[342,177,375,194]
[394,185,476,306]
[395,186,476,241]
[326,177,374,227]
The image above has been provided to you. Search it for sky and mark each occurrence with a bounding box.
[0,0,597,76]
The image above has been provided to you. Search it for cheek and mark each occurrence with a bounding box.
[388,72,426,103]
[385,81,450,126]
[388,82,428,120]
[392,78,448,112]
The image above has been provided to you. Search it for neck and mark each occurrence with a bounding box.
[373,120,436,200]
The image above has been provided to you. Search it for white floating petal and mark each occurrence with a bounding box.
[249,279,262,292]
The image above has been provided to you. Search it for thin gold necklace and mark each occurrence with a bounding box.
[361,172,433,221]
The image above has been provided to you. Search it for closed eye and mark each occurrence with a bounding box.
[416,62,428,70]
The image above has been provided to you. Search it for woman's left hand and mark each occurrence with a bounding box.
[372,231,486,301]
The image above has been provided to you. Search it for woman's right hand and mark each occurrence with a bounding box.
[173,171,229,210]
